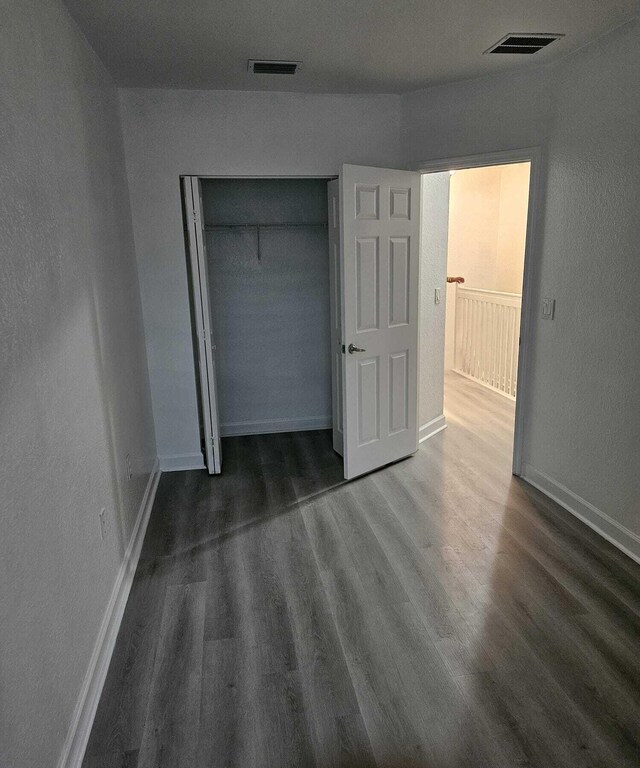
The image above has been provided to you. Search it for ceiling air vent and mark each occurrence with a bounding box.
[485,33,564,55]
[248,60,302,75]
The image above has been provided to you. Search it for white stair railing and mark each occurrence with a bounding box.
[454,287,521,399]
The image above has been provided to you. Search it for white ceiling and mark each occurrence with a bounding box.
[63,0,635,93]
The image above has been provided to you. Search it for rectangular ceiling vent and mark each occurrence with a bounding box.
[248,59,302,75]
[485,33,564,55]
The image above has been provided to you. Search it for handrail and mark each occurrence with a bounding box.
[456,286,522,299]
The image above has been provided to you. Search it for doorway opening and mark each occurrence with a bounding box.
[419,154,535,475]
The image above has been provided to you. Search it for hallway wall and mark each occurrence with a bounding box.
[447,163,529,293]
[445,163,529,370]
[420,173,450,434]
[495,163,530,292]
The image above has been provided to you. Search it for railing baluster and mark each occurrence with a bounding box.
[452,287,521,400]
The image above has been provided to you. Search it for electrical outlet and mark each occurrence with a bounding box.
[98,508,107,540]
[125,453,133,481]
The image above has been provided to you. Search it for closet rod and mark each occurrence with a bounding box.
[204,222,327,231]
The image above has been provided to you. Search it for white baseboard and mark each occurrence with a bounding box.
[523,464,640,566]
[220,416,332,437]
[419,414,447,444]
[57,460,161,768]
[159,452,205,471]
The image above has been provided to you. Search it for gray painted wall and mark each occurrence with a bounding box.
[201,179,331,434]
[524,20,640,536]
[404,19,640,546]
[118,88,403,467]
[403,63,557,165]
[419,173,450,430]
[0,2,156,766]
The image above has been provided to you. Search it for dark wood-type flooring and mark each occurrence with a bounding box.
[84,372,640,767]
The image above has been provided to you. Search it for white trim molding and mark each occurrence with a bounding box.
[57,461,162,768]
[419,414,447,444]
[159,452,205,471]
[411,147,542,174]
[220,416,332,437]
[523,464,640,565]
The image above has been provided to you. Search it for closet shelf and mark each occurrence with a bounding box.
[204,222,327,261]
[204,222,327,230]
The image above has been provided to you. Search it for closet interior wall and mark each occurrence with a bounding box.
[200,178,332,437]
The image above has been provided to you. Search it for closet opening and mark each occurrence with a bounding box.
[183,176,335,473]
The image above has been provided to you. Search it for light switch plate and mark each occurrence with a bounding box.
[542,297,555,319]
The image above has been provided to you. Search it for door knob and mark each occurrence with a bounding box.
[348,343,366,354]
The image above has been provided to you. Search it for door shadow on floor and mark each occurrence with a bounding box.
[136,430,348,577]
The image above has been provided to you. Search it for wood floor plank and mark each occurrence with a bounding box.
[137,581,206,768]
[304,487,510,768]
[197,638,260,768]
[83,561,167,757]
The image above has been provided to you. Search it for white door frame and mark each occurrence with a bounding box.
[411,147,543,477]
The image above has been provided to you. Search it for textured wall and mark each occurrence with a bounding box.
[447,164,529,294]
[495,163,530,291]
[402,65,557,165]
[525,20,640,534]
[201,179,331,434]
[448,167,502,289]
[419,173,450,429]
[0,2,156,766]
[118,88,402,465]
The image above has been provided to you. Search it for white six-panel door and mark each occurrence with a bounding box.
[182,176,222,474]
[338,164,421,479]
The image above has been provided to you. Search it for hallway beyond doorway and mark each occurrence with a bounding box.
[444,369,516,457]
